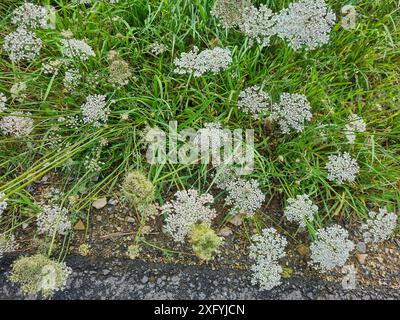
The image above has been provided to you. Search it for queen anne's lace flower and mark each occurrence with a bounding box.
[211,0,250,28]
[271,93,312,134]
[249,228,287,290]
[162,189,217,243]
[36,204,72,236]
[361,208,397,243]
[284,194,318,227]
[237,86,271,119]
[63,68,81,91]
[310,224,354,271]
[325,152,359,184]
[80,94,110,127]
[0,192,8,217]
[344,113,366,144]
[224,178,265,217]
[0,234,17,260]
[11,2,50,29]
[0,92,7,112]
[274,0,336,51]
[42,59,63,75]
[3,28,43,62]
[61,39,95,61]
[239,4,276,48]
[0,112,34,137]
[174,46,232,77]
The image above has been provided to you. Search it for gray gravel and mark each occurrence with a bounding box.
[0,254,399,300]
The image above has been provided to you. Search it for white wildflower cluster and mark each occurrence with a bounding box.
[310,224,354,271]
[162,189,217,243]
[0,112,34,137]
[108,57,132,87]
[224,178,265,217]
[80,94,110,127]
[274,0,336,51]
[174,46,232,77]
[3,27,43,63]
[325,152,359,184]
[213,165,239,190]
[63,68,81,91]
[344,113,366,144]
[193,122,230,166]
[271,93,312,134]
[239,4,276,48]
[42,59,64,76]
[0,192,8,217]
[0,234,17,260]
[0,92,7,113]
[148,42,166,55]
[249,228,287,290]
[11,2,50,29]
[36,204,72,236]
[361,208,397,243]
[237,86,271,119]
[61,39,95,61]
[341,5,357,30]
[284,194,318,227]
[211,0,250,28]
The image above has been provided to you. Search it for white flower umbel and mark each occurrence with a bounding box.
[0,112,34,137]
[0,92,7,112]
[249,228,287,290]
[80,94,110,127]
[63,68,81,91]
[3,28,42,63]
[325,152,359,184]
[0,234,17,260]
[162,189,217,243]
[225,178,265,217]
[61,39,95,61]
[344,113,366,144]
[361,208,397,243]
[284,194,318,227]
[0,192,8,217]
[174,46,232,77]
[274,0,336,51]
[11,2,50,29]
[37,204,72,236]
[211,0,250,28]
[239,4,276,48]
[310,224,354,272]
[237,86,271,119]
[271,93,312,134]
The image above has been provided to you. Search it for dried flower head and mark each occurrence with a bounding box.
[361,208,397,243]
[148,42,166,55]
[0,234,17,260]
[325,152,359,184]
[0,192,8,217]
[211,0,250,28]
[224,178,265,217]
[310,224,354,271]
[36,204,72,236]
[0,112,34,137]
[3,27,42,62]
[162,189,217,243]
[10,82,27,100]
[42,59,63,75]
[284,194,318,227]
[237,85,271,119]
[344,113,366,144]
[11,2,50,29]
[174,46,232,77]
[271,93,312,134]
[341,5,357,30]
[80,94,110,127]
[61,38,95,61]
[239,4,276,48]
[9,254,72,299]
[121,171,155,210]
[274,0,336,51]
[249,228,287,290]
[0,92,7,112]
[109,57,132,87]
